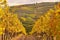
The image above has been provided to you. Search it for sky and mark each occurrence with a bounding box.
[7,0,60,6]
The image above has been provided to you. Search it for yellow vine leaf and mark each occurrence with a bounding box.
[30,3,60,38]
[0,0,27,35]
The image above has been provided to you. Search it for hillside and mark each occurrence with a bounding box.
[9,2,57,17]
[9,2,58,33]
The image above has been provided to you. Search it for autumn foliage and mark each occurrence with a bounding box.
[0,2,27,37]
[30,3,60,40]
[0,0,60,40]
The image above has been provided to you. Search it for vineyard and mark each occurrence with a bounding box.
[30,3,60,40]
[0,0,60,40]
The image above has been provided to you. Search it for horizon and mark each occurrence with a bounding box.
[7,0,60,6]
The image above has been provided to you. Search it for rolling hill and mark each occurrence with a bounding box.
[9,2,58,33]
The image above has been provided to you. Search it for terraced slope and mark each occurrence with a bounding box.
[10,2,57,16]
